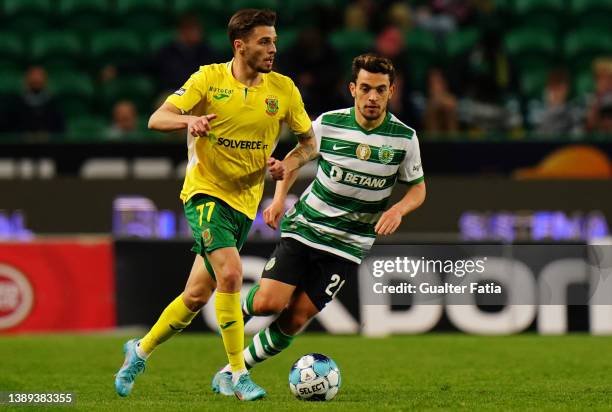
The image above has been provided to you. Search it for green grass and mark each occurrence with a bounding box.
[0,334,611,411]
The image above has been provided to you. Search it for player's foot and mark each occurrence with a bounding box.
[114,338,146,397]
[211,370,233,396]
[233,373,266,401]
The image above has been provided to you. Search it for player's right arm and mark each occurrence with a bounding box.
[148,102,217,137]
[148,68,216,137]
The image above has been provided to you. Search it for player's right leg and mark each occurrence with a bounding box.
[114,255,215,397]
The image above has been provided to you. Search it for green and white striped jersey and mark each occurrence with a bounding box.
[280,107,424,263]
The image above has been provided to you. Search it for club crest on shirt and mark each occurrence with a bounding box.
[356,143,371,161]
[378,144,394,164]
[265,95,279,115]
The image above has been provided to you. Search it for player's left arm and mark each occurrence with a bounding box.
[375,181,426,235]
[375,133,425,235]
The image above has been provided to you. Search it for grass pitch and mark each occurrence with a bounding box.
[0,334,611,411]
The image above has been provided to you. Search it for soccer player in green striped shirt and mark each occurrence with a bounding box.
[211,53,426,395]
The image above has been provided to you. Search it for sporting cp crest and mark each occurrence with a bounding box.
[356,143,371,161]
[378,144,394,164]
[265,96,279,115]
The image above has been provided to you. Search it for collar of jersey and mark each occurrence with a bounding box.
[225,59,267,90]
[350,107,391,135]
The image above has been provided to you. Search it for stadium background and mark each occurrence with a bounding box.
[1,0,612,335]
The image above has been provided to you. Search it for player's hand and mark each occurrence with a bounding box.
[263,200,285,230]
[187,114,217,137]
[267,157,286,181]
[375,208,402,236]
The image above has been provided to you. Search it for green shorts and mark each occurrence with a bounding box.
[184,194,253,280]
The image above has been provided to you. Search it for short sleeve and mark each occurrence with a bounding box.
[398,134,424,184]
[284,81,311,134]
[165,69,206,113]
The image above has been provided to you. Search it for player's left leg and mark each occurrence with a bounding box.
[243,246,357,369]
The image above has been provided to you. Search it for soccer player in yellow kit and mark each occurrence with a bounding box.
[114,9,316,401]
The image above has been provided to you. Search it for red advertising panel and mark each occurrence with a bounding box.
[0,238,115,333]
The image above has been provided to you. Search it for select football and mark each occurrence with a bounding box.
[288,353,341,401]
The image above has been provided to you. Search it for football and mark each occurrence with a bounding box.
[288,353,341,401]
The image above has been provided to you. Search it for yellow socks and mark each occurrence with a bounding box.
[139,295,198,355]
[215,291,246,372]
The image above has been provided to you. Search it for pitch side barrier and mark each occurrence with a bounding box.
[115,239,612,336]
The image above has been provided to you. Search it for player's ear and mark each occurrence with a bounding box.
[388,83,395,99]
[349,82,356,98]
[234,39,244,55]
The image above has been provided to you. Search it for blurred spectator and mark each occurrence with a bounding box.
[376,26,404,62]
[8,66,65,137]
[102,15,215,94]
[344,3,369,31]
[388,72,423,130]
[586,58,612,134]
[280,28,341,116]
[387,2,413,30]
[455,31,521,132]
[423,68,458,133]
[106,101,138,139]
[528,69,581,136]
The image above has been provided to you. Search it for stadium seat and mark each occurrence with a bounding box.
[3,0,52,33]
[0,33,25,71]
[149,30,176,54]
[275,28,298,53]
[574,69,594,97]
[329,30,375,67]
[504,27,558,72]
[208,28,232,60]
[230,0,279,11]
[0,70,23,97]
[405,29,437,59]
[3,0,51,15]
[99,75,156,114]
[506,0,565,33]
[67,116,107,141]
[58,0,111,35]
[49,72,95,116]
[30,32,82,69]
[570,0,612,28]
[445,29,479,60]
[90,30,144,67]
[519,69,548,100]
[115,0,169,35]
[564,28,612,71]
[172,0,227,30]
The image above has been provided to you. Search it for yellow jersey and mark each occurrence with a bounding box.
[166,61,311,219]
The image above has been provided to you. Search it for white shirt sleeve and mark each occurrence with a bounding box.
[397,134,424,184]
[312,114,323,152]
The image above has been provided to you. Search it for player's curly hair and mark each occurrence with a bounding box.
[228,9,276,51]
[351,54,396,85]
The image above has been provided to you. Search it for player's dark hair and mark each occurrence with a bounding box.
[227,9,276,51]
[351,54,396,85]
